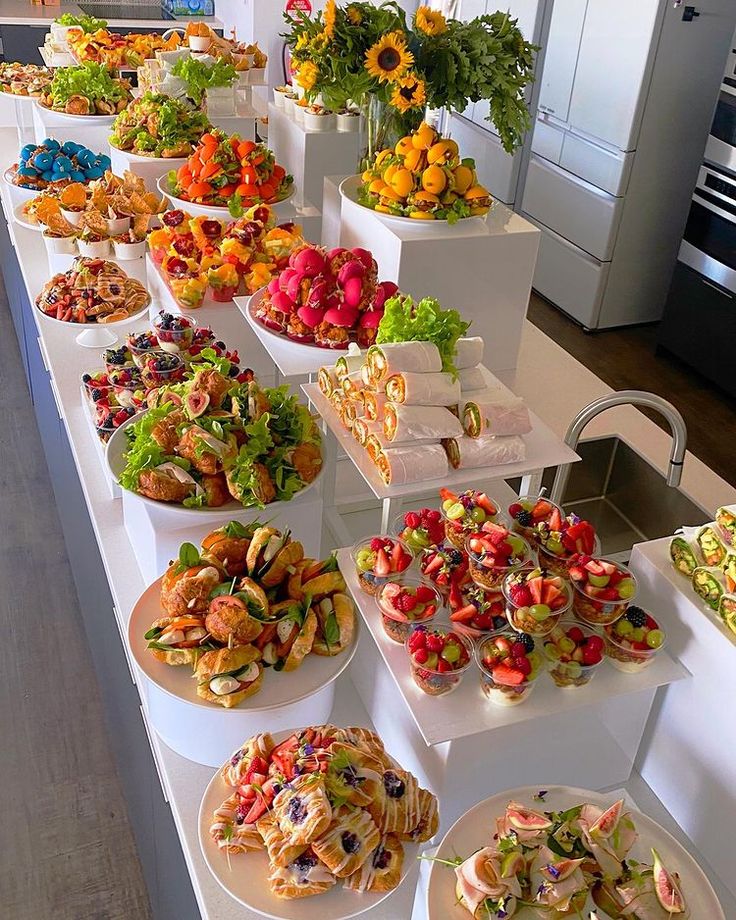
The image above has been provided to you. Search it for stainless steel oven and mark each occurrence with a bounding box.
[704,48,736,174]
[678,163,736,294]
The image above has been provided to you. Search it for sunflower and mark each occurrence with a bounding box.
[295,34,309,52]
[415,5,447,36]
[323,0,336,39]
[390,72,426,113]
[346,4,362,25]
[365,32,413,83]
[295,60,319,91]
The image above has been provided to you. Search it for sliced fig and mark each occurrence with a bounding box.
[160,389,182,407]
[185,392,209,419]
[652,849,685,913]
[589,799,623,838]
[540,856,584,882]
[506,803,552,831]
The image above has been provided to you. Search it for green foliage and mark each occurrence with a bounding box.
[172,57,237,106]
[376,294,471,376]
[49,62,129,109]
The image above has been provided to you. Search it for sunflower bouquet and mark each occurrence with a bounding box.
[284,2,536,159]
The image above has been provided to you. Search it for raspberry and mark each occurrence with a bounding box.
[508,503,523,518]
[625,605,647,627]
[515,656,532,676]
[511,641,528,658]
[395,592,417,613]
[426,634,443,653]
[405,512,421,529]
[426,509,441,524]
[415,585,435,603]
[509,584,532,606]
[370,538,385,552]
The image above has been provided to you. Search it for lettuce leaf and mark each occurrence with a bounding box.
[375,294,470,376]
[172,57,237,106]
[118,403,190,491]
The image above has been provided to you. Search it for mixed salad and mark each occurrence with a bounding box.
[109,92,212,159]
[39,62,131,115]
[56,13,108,33]
[171,57,237,106]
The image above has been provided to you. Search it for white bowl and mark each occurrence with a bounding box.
[337,111,361,133]
[272,87,288,109]
[113,238,146,260]
[293,104,306,126]
[105,215,130,235]
[60,206,85,226]
[77,238,111,258]
[108,144,187,196]
[283,94,298,118]
[36,289,150,329]
[293,82,305,99]
[304,110,336,132]
[43,233,77,255]
[157,175,296,220]
[188,35,211,52]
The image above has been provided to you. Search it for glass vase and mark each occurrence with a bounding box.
[359,96,422,172]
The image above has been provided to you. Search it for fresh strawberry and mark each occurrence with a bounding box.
[492,664,524,686]
[423,552,443,575]
[528,575,544,605]
[533,499,553,520]
[450,604,477,623]
[391,540,406,570]
[375,547,391,576]
[415,584,436,603]
[548,507,563,531]
[405,511,421,529]
[242,796,268,823]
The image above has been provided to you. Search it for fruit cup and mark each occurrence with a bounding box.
[569,557,638,626]
[508,495,564,541]
[152,311,196,354]
[475,630,543,706]
[140,351,186,390]
[376,578,441,644]
[466,529,531,591]
[351,535,413,596]
[503,566,572,638]
[447,582,507,640]
[103,345,135,376]
[405,623,473,697]
[81,371,112,404]
[418,544,470,597]
[603,606,666,673]
[543,621,605,689]
[127,330,160,368]
[534,511,599,578]
[391,508,446,553]
[440,488,503,551]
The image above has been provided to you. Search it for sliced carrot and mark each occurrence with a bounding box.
[189,181,213,198]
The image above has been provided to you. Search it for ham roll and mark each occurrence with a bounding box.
[454,336,484,369]
[318,366,338,397]
[457,365,486,393]
[442,435,526,470]
[367,342,442,384]
[335,353,364,380]
[384,371,461,407]
[384,404,463,442]
[462,396,532,438]
[376,444,449,485]
[364,391,388,421]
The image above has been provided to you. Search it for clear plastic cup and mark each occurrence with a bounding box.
[81,371,112,404]
[405,622,474,697]
[351,536,414,597]
[543,620,605,689]
[508,494,565,541]
[152,311,196,354]
[535,533,602,578]
[603,617,666,673]
[140,351,186,390]
[440,494,505,551]
[466,533,532,591]
[391,512,435,554]
[418,544,470,598]
[502,571,573,638]
[127,330,160,368]
[571,558,638,627]
[376,577,441,644]
[448,585,506,640]
[475,630,543,706]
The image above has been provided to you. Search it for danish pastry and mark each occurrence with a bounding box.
[268,849,336,899]
[195,645,263,708]
[209,793,263,853]
[399,787,439,843]
[326,742,385,808]
[312,805,380,878]
[222,732,275,786]
[257,812,307,869]
[273,774,332,845]
[311,594,355,656]
[343,834,404,893]
[370,769,421,835]
[335,727,390,765]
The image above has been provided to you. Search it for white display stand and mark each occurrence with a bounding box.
[338,548,686,834]
[323,175,540,374]
[32,103,115,153]
[629,537,736,901]
[48,251,147,285]
[303,380,580,538]
[268,103,362,210]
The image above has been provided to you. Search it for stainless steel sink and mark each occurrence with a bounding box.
[516,436,709,560]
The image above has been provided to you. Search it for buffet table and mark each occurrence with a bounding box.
[2,113,736,918]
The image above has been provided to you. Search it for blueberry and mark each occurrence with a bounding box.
[82,373,91,382]
[383,771,405,799]
[341,831,360,854]
[293,852,317,872]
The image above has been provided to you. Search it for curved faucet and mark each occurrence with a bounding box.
[549,390,688,505]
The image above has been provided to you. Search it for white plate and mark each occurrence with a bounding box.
[128,580,359,713]
[105,412,323,515]
[3,166,44,202]
[198,729,418,919]
[157,175,295,219]
[12,201,43,231]
[426,785,725,919]
[36,292,150,329]
[243,288,355,356]
[108,143,188,167]
[339,175,488,230]
[34,100,117,123]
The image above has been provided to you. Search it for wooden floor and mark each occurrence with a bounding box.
[0,282,152,920]
[528,293,736,488]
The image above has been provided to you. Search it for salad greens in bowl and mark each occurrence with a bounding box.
[39,62,131,116]
[109,92,212,159]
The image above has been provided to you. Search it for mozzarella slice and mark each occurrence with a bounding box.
[185,627,207,641]
[158,629,185,646]
[209,675,241,695]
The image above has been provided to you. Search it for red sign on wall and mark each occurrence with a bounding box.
[285,0,312,13]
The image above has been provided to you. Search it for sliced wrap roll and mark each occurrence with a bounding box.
[442,434,526,470]
[716,505,736,545]
[376,444,449,485]
[365,431,438,462]
[384,371,461,407]
[669,532,701,577]
[335,353,364,380]
[696,523,727,566]
[719,593,736,635]
[454,336,484,369]
[457,365,486,392]
[318,366,338,398]
[367,342,442,384]
[352,417,383,446]
[384,403,463,442]
[692,565,727,610]
[462,395,531,438]
[364,390,388,421]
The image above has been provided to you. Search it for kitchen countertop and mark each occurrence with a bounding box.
[0,0,221,27]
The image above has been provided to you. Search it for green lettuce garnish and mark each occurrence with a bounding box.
[119,402,189,491]
[375,294,470,377]
[48,62,129,110]
[110,92,211,158]
[57,13,107,31]
[172,57,237,106]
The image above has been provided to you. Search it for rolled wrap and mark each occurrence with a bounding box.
[442,435,526,470]
[695,524,727,567]
[341,370,365,401]
[384,404,463,442]
[318,366,338,398]
[352,417,382,446]
[716,505,736,545]
[692,565,727,610]
[462,396,531,438]
[364,391,388,421]
[719,594,736,635]
[335,353,364,380]
[385,371,461,407]
[669,532,701,577]
[365,431,437,461]
[376,444,449,485]
[457,365,486,392]
[454,336,484,369]
[367,342,442,384]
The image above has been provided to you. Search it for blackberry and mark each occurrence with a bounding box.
[625,605,647,628]
[518,633,535,653]
[82,373,91,383]
[516,509,533,527]
[91,387,103,401]
[447,548,464,566]
[215,341,226,349]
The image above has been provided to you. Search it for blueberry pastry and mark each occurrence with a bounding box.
[268,849,336,899]
[273,775,332,845]
[370,769,421,835]
[257,812,307,869]
[343,834,404,893]
[399,787,439,843]
[209,793,263,854]
[326,742,385,808]
[312,805,380,878]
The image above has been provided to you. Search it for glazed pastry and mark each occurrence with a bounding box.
[268,849,336,899]
[311,594,355,656]
[336,727,390,766]
[209,793,264,853]
[145,615,209,666]
[326,742,385,808]
[160,561,222,616]
[343,834,404,893]
[201,521,255,576]
[273,775,332,845]
[399,787,439,843]
[195,645,263,708]
[222,732,275,786]
[205,597,263,646]
[371,769,421,835]
[257,812,308,868]
[246,527,305,587]
[312,805,380,878]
